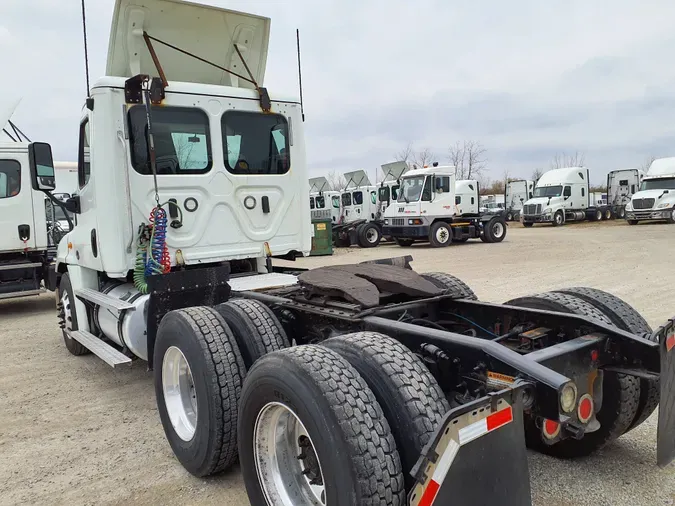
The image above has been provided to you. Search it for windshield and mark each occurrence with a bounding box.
[640,177,675,191]
[316,195,325,208]
[331,196,340,208]
[398,176,426,202]
[533,185,563,198]
[378,186,390,202]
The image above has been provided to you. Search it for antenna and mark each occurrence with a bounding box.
[81,0,93,109]
[296,29,305,122]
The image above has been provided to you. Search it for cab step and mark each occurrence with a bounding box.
[0,262,42,272]
[0,289,45,300]
[68,330,133,368]
[75,288,136,312]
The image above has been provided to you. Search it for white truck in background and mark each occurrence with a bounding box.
[606,168,645,219]
[382,163,507,247]
[521,167,610,227]
[333,170,383,247]
[504,179,534,221]
[46,161,79,246]
[376,161,407,218]
[309,176,341,224]
[625,157,675,225]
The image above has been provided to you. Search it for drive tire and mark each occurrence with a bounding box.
[57,273,90,356]
[154,307,245,477]
[215,299,290,369]
[618,207,626,219]
[552,211,564,227]
[604,209,613,220]
[323,332,450,490]
[523,222,534,228]
[358,222,382,248]
[421,272,477,300]
[429,221,452,247]
[503,292,640,458]
[394,238,415,247]
[238,345,405,506]
[668,208,675,224]
[594,210,603,221]
[554,287,657,432]
[482,216,507,243]
[506,212,513,221]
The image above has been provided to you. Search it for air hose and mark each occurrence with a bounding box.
[133,205,173,294]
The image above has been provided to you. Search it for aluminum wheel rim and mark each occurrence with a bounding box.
[556,214,563,225]
[162,346,198,442]
[596,211,602,220]
[492,222,505,239]
[254,402,326,506]
[366,227,379,243]
[672,208,675,220]
[435,226,450,244]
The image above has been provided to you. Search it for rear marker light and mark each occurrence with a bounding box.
[542,419,560,439]
[590,349,599,362]
[578,394,593,423]
[418,406,513,506]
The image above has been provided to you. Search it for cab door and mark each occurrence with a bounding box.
[0,155,37,251]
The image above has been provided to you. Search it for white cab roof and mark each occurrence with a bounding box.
[404,165,455,178]
[646,157,675,178]
[536,167,587,187]
[107,0,270,89]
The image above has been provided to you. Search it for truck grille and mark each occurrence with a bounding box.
[523,204,541,216]
[632,198,655,210]
[392,218,405,226]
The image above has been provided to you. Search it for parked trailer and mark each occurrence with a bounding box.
[521,167,610,227]
[504,179,534,221]
[606,168,644,220]
[382,163,507,247]
[32,2,675,505]
[625,157,675,225]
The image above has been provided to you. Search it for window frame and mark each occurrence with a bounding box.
[421,177,432,201]
[78,119,91,189]
[0,159,21,199]
[331,196,340,209]
[342,193,352,206]
[221,110,290,175]
[353,191,363,205]
[315,195,325,209]
[128,105,213,176]
[563,186,572,197]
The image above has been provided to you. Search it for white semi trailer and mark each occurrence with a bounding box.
[521,167,610,227]
[625,157,675,224]
[31,2,675,504]
[504,179,534,221]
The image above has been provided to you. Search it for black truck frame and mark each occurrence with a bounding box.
[232,255,674,504]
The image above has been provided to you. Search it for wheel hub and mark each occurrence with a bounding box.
[366,228,378,243]
[162,346,198,442]
[254,402,326,506]
[492,222,504,238]
[436,227,449,243]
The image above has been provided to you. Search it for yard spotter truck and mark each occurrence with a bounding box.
[309,176,341,224]
[382,163,508,247]
[625,157,675,225]
[521,167,611,227]
[30,1,675,505]
[0,101,74,300]
[332,170,384,248]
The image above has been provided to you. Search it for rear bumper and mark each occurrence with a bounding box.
[626,209,672,221]
[382,225,429,238]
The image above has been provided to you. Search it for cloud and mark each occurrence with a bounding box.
[0,0,674,186]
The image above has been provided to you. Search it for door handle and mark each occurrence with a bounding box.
[262,196,270,214]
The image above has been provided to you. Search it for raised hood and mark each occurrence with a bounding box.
[343,170,371,189]
[107,0,270,89]
[380,161,408,181]
[309,177,329,193]
[0,97,21,131]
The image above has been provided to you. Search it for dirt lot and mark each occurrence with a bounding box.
[1,220,674,506]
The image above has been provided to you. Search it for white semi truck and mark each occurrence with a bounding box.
[31,1,675,504]
[521,167,610,227]
[625,157,675,224]
[308,176,340,224]
[504,179,534,221]
[382,163,507,246]
[332,170,382,247]
[376,161,407,217]
[606,168,644,219]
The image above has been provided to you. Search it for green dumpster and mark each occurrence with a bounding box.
[310,218,333,256]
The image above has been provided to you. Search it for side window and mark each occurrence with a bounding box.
[0,160,21,198]
[455,196,461,205]
[421,177,432,201]
[370,191,377,204]
[342,193,352,206]
[353,191,363,205]
[563,186,572,197]
[309,197,315,209]
[378,187,390,203]
[631,184,635,194]
[392,185,399,200]
[78,120,91,188]
[468,184,474,191]
[529,192,533,199]
[316,195,325,208]
[581,188,585,197]
[332,196,340,208]
[222,110,289,174]
[578,172,584,180]
[440,177,450,193]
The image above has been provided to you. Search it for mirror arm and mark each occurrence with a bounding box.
[43,190,76,232]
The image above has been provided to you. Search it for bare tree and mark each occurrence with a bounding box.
[639,155,656,172]
[412,147,436,169]
[550,151,585,169]
[448,140,487,180]
[531,168,544,182]
[394,142,415,167]
[326,170,347,191]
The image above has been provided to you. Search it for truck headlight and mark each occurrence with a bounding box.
[542,207,552,214]
[408,219,423,225]
[560,383,578,413]
[625,202,633,211]
[657,202,673,209]
[384,219,389,225]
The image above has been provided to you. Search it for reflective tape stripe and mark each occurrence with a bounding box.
[666,330,675,352]
[459,406,513,445]
[418,440,460,506]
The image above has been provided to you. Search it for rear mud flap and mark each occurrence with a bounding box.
[656,318,675,467]
[409,385,531,506]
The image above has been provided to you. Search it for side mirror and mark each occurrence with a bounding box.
[64,196,81,214]
[28,142,56,191]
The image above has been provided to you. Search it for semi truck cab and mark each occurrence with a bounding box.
[625,158,675,224]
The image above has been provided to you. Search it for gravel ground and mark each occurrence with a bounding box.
[1,220,674,506]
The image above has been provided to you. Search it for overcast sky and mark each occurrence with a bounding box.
[1,0,675,185]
